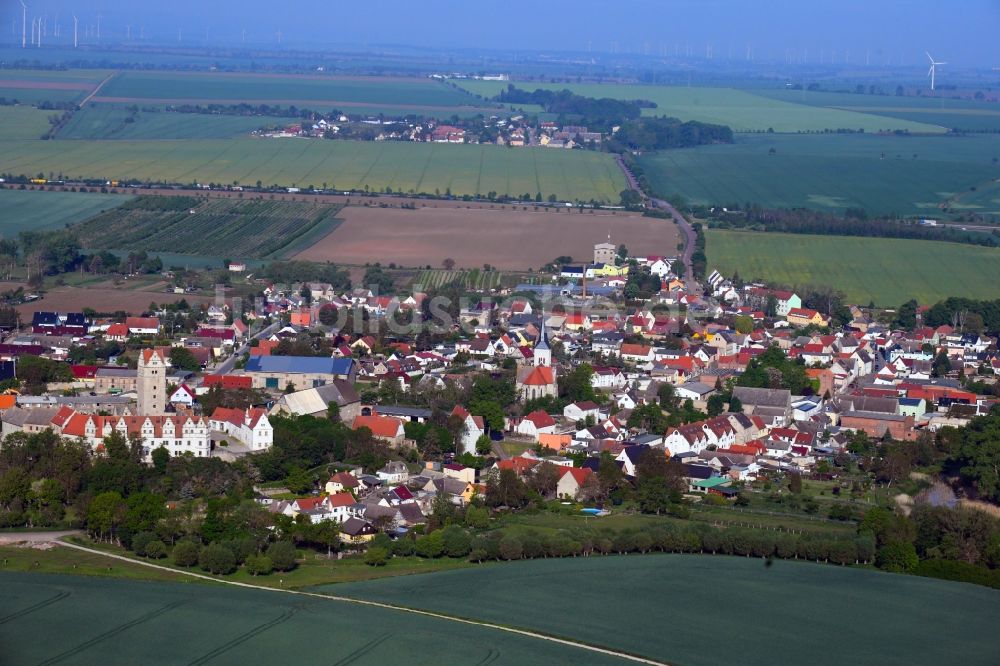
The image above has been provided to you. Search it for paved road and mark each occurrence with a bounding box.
[211,321,280,377]
[615,156,700,294]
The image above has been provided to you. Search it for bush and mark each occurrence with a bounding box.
[391,538,415,557]
[172,540,201,567]
[144,539,167,559]
[223,537,257,565]
[464,505,490,529]
[245,554,273,576]
[468,547,488,562]
[130,531,157,555]
[267,541,298,572]
[498,535,523,560]
[199,544,237,574]
[365,547,390,567]
[876,541,919,573]
[913,559,1000,589]
[441,526,472,558]
[415,530,445,558]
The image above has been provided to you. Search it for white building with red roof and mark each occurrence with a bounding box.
[209,406,274,451]
[52,406,210,460]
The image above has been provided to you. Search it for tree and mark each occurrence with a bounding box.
[484,468,528,509]
[365,546,390,566]
[151,446,170,474]
[950,408,1000,502]
[559,363,597,403]
[706,394,726,417]
[199,544,237,574]
[172,540,200,567]
[788,473,803,494]
[528,462,562,498]
[876,541,919,573]
[733,315,753,334]
[440,525,472,558]
[267,540,298,571]
[87,491,125,542]
[169,347,201,372]
[318,304,338,326]
[246,554,274,576]
[932,351,952,378]
[442,258,456,271]
[144,540,167,559]
[597,453,624,500]
[415,530,445,558]
[895,299,918,330]
[499,534,524,560]
[475,434,492,456]
[464,504,490,529]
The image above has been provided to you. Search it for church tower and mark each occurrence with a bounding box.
[534,314,551,367]
[137,348,167,415]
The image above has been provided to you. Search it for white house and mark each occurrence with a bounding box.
[563,401,603,422]
[209,407,274,451]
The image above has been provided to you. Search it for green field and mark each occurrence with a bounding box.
[0,106,53,140]
[416,269,503,290]
[0,189,128,237]
[0,572,615,665]
[332,554,1000,666]
[0,69,107,105]
[101,71,490,110]
[76,197,343,259]
[706,229,1000,305]
[457,80,944,133]
[757,89,1000,132]
[0,139,625,201]
[57,104,301,140]
[638,133,1000,216]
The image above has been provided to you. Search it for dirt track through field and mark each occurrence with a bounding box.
[56,540,669,665]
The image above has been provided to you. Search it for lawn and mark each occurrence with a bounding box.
[75,197,344,259]
[1,571,613,665]
[0,545,193,584]
[706,229,1000,305]
[638,133,1000,217]
[0,138,625,202]
[57,104,302,140]
[330,553,1000,666]
[756,89,1000,132]
[0,189,127,236]
[100,71,490,111]
[457,80,944,133]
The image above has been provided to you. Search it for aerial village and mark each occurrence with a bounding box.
[0,235,997,542]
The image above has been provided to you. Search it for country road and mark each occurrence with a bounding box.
[615,156,700,294]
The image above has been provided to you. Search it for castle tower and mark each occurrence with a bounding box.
[534,314,551,367]
[137,348,167,415]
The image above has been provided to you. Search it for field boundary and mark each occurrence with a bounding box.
[55,540,671,665]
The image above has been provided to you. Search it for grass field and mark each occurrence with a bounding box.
[638,133,1000,216]
[75,197,343,259]
[99,70,490,111]
[0,189,127,236]
[706,229,1000,305]
[0,138,625,201]
[457,80,945,133]
[331,554,1000,666]
[296,205,674,270]
[0,69,107,105]
[1,572,615,665]
[757,89,1000,132]
[0,106,54,140]
[57,104,301,140]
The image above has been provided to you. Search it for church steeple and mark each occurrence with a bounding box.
[534,312,551,367]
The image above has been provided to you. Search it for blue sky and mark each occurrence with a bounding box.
[4,0,999,67]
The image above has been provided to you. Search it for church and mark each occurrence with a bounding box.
[515,317,558,401]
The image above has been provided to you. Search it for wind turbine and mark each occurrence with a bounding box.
[72,15,77,47]
[927,52,946,91]
[20,1,26,48]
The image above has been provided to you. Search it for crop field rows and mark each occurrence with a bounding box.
[0,138,625,202]
[1,572,610,665]
[416,269,503,290]
[639,133,1000,216]
[0,189,128,236]
[706,229,1000,305]
[56,104,303,140]
[74,196,344,259]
